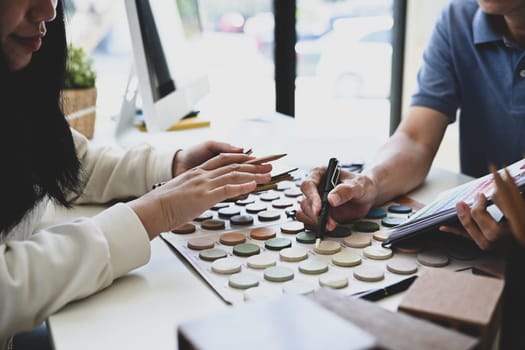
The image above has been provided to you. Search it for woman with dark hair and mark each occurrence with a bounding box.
[0,0,272,347]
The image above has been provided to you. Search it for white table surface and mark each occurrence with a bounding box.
[46,112,473,350]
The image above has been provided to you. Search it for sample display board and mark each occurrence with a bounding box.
[161,178,499,305]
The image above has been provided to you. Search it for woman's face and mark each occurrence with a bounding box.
[0,0,57,71]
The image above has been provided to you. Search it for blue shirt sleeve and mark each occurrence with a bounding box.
[411,3,460,122]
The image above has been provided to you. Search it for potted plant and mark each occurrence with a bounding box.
[61,44,97,139]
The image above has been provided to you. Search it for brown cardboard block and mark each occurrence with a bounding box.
[398,268,504,350]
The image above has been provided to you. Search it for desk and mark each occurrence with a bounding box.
[45,165,471,350]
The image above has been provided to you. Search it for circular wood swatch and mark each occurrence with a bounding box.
[187,238,215,251]
[220,232,246,246]
[319,273,348,289]
[280,221,305,234]
[387,257,418,275]
[344,233,372,248]
[363,246,393,260]
[250,227,276,240]
[201,219,226,230]
[279,246,309,262]
[314,241,341,255]
[171,223,196,234]
[353,265,384,282]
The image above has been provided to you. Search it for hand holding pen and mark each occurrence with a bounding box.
[316,158,340,243]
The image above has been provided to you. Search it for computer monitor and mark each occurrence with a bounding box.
[122,0,209,132]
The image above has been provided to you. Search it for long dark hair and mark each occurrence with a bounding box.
[0,0,82,235]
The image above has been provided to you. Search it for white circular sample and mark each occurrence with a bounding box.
[283,280,316,295]
[211,257,242,274]
[417,250,449,267]
[363,246,393,260]
[319,273,349,289]
[332,250,362,267]
[298,258,329,275]
[228,272,260,289]
[353,265,385,282]
[343,233,372,248]
[246,253,277,269]
[314,240,342,255]
[279,246,309,262]
[386,257,418,275]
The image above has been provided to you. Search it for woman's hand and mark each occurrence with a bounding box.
[172,141,246,176]
[440,191,511,251]
[130,153,271,239]
[296,167,378,232]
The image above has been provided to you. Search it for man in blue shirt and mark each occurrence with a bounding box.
[298,0,525,250]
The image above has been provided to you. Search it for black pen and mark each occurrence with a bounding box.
[316,158,340,244]
[353,275,418,301]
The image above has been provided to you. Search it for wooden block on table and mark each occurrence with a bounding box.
[309,288,478,350]
[398,268,504,350]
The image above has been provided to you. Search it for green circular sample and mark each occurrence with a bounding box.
[199,248,227,262]
[264,266,294,282]
[233,243,261,257]
[228,272,260,289]
[332,250,362,267]
[325,226,352,238]
[265,237,292,251]
[296,231,317,244]
[353,220,380,233]
[299,258,329,275]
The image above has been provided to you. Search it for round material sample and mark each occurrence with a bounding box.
[246,253,277,269]
[201,219,226,230]
[280,221,305,234]
[366,207,388,219]
[236,197,255,206]
[314,240,342,255]
[187,238,215,251]
[388,204,413,214]
[218,206,241,218]
[265,237,292,251]
[344,233,372,248]
[264,266,294,282]
[258,210,282,222]
[373,229,392,242]
[211,202,230,210]
[233,243,261,257]
[296,231,317,244]
[250,227,276,240]
[381,216,406,228]
[283,280,315,295]
[298,258,329,275]
[417,250,449,267]
[194,211,214,222]
[211,257,242,274]
[394,238,425,254]
[246,203,267,214]
[228,272,260,290]
[363,246,393,260]
[199,248,227,262]
[353,265,385,282]
[353,220,380,233]
[319,273,349,289]
[325,226,352,238]
[272,198,294,209]
[284,187,303,198]
[387,258,418,275]
[260,192,280,201]
[230,215,254,226]
[171,223,196,235]
[276,182,292,191]
[332,250,362,267]
[279,246,309,262]
[219,232,246,246]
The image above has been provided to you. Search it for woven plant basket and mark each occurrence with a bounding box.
[61,87,97,139]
